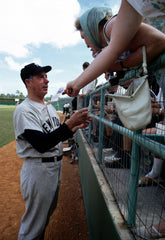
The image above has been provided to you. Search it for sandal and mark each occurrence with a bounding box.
[149,221,165,238]
[138,223,165,239]
[138,176,159,187]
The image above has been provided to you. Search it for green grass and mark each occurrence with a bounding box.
[0,105,16,147]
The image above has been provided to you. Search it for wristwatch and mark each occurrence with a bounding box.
[158,108,163,115]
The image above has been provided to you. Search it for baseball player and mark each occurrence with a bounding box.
[13,63,91,240]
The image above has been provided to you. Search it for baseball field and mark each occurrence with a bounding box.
[0,105,16,147]
[0,106,89,240]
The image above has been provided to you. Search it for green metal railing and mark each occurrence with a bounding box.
[82,53,165,228]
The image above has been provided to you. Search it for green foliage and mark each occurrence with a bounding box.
[0,90,26,99]
[0,106,15,147]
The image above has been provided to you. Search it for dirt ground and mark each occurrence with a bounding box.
[0,139,89,240]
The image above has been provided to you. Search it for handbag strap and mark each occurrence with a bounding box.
[107,46,148,98]
[142,46,148,75]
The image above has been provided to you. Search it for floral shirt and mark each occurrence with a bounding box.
[127,0,165,17]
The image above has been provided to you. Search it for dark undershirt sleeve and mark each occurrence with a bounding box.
[22,123,73,153]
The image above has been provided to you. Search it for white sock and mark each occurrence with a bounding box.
[146,157,163,178]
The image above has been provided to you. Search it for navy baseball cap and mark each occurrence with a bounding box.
[20,63,52,82]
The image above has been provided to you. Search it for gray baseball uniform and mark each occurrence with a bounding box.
[13,98,68,240]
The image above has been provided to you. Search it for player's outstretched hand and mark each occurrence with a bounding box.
[65,108,92,132]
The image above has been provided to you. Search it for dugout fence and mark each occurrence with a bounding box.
[77,53,165,240]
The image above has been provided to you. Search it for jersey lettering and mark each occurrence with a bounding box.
[52,117,60,127]
[42,116,60,133]
[42,122,51,133]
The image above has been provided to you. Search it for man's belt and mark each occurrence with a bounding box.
[42,155,63,163]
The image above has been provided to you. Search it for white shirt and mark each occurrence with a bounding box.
[82,79,97,94]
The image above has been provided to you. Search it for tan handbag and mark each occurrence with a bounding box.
[108,46,152,131]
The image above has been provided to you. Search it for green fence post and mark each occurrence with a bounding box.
[127,130,141,226]
[88,95,93,143]
[98,88,105,163]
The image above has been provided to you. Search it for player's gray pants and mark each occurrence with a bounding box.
[18,158,62,240]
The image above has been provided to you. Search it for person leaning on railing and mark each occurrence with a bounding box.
[63,2,165,98]
[69,6,165,169]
